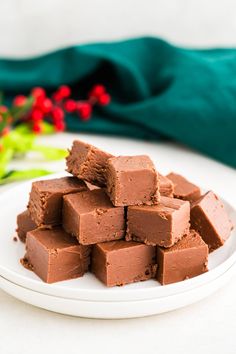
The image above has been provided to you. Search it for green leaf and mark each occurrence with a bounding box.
[31,144,68,160]
[14,123,32,135]
[2,130,35,154]
[0,168,52,185]
[0,148,14,178]
[41,121,55,134]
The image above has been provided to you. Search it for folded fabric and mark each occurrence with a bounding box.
[1,37,236,168]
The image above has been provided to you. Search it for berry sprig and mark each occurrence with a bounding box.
[64,84,111,121]
[0,84,111,137]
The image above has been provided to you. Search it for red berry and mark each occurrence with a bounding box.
[89,85,106,98]
[98,93,111,106]
[31,87,46,100]
[55,121,65,132]
[32,122,42,134]
[58,85,71,98]
[0,105,7,113]
[77,102,92,121]
[40,98,53,114]
[13,95,27,107]
[31,109,43,122]
[64,99,77,113]
[52,92,63,103]
[52,107,64,122]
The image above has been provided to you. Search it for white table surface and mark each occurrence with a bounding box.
[1,133,236,354]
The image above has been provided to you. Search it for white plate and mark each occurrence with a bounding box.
[0,173,235,305]
[1,262,236,319]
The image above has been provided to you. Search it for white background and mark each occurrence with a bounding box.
[0,1,236,353]
[0,0,236,58]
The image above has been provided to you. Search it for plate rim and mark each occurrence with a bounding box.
[0,172,235,302]
[1,261,235,318]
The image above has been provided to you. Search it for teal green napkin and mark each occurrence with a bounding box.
[1,37,236,167]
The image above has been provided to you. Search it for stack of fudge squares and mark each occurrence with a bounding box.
[16,140,233,286]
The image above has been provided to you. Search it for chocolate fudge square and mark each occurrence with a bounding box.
[106,155,160,206]
[157,229,208,285]
[127,196,190,247]
[66,140,113,187]
[91,240,157,287]
[16,209,37,242]
[159,174,174,197]
[28,177,87,226]
[23,227,91,283]
[62,189,125,245]
[167,172,201,202]
[191,191,233,252]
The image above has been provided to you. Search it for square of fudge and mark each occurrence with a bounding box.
[157,229,208,285]
[28,177,88,226]
[191,191,233,252]
[62,189,125,245]
[22,227,91,283]
[91,240,157,287]
[105,155,160,206]
[126,196,190,247]
[167,172,201,202]
[66,140,113,187]
[16,209,37,243]
[159,174,174,197]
